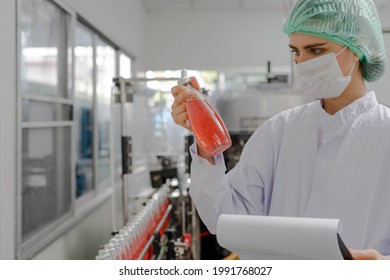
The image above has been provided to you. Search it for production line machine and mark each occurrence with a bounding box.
[98,68,308,260]
[181,68,309,259]
[94,77,200,260]
[96,185,199,260]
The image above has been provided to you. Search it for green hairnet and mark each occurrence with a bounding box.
[282,0,386,82]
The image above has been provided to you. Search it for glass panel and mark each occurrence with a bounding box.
[96,38,115,186]
[22,100,72,122]
[19,0,69,98]
[119,53,131,79]
[22,127,71,240]
[75,23,94,197]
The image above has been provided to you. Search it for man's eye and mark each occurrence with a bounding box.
[311,48,323,55]
[291,49,300,56]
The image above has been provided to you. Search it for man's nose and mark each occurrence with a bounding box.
[295,53,312,64]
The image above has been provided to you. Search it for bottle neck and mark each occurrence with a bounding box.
[178,77,191,86]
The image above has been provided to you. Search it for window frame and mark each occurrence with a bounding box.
[16,0,135,259]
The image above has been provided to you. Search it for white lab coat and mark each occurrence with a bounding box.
[189,91,390,255]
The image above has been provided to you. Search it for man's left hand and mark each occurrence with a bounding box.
[349,249,390,260]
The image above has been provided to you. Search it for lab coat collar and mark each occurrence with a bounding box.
[317,91,378,132]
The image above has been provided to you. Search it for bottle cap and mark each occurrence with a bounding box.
[177,68,191,85]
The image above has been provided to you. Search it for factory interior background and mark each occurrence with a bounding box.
[1,0,390,260]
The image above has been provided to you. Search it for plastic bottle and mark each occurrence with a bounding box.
[178,69,231,156]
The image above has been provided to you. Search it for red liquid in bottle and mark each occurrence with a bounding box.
[186,99,231,156]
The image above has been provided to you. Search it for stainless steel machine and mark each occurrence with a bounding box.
[104,66,309,260]
[182,68,311,259]
[97,77,200,260]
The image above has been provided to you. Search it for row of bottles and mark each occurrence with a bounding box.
[96,186,170,260]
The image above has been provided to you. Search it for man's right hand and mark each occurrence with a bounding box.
[170,77,215,164]
[170,76,199,130]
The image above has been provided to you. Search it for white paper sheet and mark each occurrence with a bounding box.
[216,214,345,260]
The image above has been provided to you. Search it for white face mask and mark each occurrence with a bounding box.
[294,46,356,99]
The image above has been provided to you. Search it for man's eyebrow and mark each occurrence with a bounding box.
[289,43,327,49]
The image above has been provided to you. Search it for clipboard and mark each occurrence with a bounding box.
[216,214,352,260]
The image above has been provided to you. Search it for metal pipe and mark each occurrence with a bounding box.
[181,200,186,236]
[120,78,129,225]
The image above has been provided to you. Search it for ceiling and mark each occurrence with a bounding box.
[142,0,390,12]
[142,0,294,12]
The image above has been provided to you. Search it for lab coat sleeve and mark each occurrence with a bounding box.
[189,120,277,234]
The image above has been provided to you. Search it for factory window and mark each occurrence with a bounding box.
[95,38,115,187]
[21,127,72,238]
[75,23,94,197]
[18,0,72,242]
[75,23,119,196]
[120,53,132,79]
[17,0,134,258]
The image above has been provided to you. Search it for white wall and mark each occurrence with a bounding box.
[368,33,390,106]
[61,0,148,71]
[33,201,112,259]
[369,8,390,106]
[0,0,148,260]
[145,6,390,108]
[144,9,290,71]
[0,0,17,260]
[31,0,149,260]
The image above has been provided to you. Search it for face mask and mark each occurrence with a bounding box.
[294,46,356,99]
